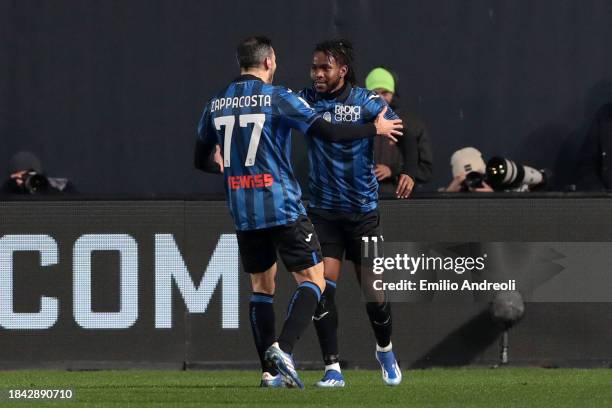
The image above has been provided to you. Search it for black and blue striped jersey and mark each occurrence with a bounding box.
[198,75,318,231]
[299,85,399,212]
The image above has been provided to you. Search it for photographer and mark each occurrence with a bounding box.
[1,151,76,195]
[443,147,494,192]
[442,147,547,192]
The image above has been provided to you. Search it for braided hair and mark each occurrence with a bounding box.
[314,39,356,85]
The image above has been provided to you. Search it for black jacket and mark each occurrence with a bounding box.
[400,111,433,184]
[374,109,433,187]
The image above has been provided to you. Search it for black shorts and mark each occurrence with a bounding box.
[236,215,323,274]
[307,207,383,264]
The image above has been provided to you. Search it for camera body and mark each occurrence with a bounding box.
[18,171,49,194]
[462,171,486,190]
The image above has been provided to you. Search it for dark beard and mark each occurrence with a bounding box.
[315,77,343,95]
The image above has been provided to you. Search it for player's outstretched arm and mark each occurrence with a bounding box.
[306,109,403,143]
[307,118,375,142]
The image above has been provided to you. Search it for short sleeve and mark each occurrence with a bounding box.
[361,91,399,121]
[196,104,218,144]
[275,87,320,134]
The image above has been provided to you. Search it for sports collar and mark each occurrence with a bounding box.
[315,82,352,103]
[234,74,264,82]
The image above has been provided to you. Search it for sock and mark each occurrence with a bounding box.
[325,362,341,373]
[376,341,393,353]
[277,281,322,354]
[313,279,339,365]
[366,300,392,348]
[249,292,277,375]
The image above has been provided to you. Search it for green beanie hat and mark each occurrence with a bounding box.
[365,67,395,93]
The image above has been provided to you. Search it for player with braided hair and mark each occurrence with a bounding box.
[300,39,414,387]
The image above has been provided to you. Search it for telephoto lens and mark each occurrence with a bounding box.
[486,157,546,191]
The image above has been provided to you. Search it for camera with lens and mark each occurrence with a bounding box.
[17,171,50,194]
[462,171,486,190]
[450,148,548,192]
[3,151,75,195]
[486,157,547,191]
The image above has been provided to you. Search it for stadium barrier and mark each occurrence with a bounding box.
[1,194,612,369]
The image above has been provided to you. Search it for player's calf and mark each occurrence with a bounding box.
[277,280,323,354]
[366,300,392,349]
[313,278,342,381]
[249,292,278,377]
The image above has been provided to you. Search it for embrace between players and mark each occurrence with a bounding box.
[195,36,414,389]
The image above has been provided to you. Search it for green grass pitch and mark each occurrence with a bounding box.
[1,368,612,407]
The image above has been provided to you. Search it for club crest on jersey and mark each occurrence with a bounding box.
[323,112,332,122]
[334,105,361,122]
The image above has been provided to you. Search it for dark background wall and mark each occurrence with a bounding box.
[2,0,612,194]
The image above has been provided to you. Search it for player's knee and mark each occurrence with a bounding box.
[250,263,277,293]
[250,273,276,294]
[251,281,275,294]
[311,274,326,293]
[323,257,342,282]
[324,269,340,282]
[294,263,326,292]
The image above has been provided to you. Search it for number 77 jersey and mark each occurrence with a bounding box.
[197,74,319,231]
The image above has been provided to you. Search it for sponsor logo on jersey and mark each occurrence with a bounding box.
[228,173,274,190]
[323,111,332,122]
[334,105,361,122]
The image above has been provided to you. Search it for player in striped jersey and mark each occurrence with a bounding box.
[195,36,403,388]
[300,40,415,387]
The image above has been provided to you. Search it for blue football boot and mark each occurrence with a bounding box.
[375,349,402,386]
[265,343,304,389]
[315,369,346,388]
[259,372,285,388]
